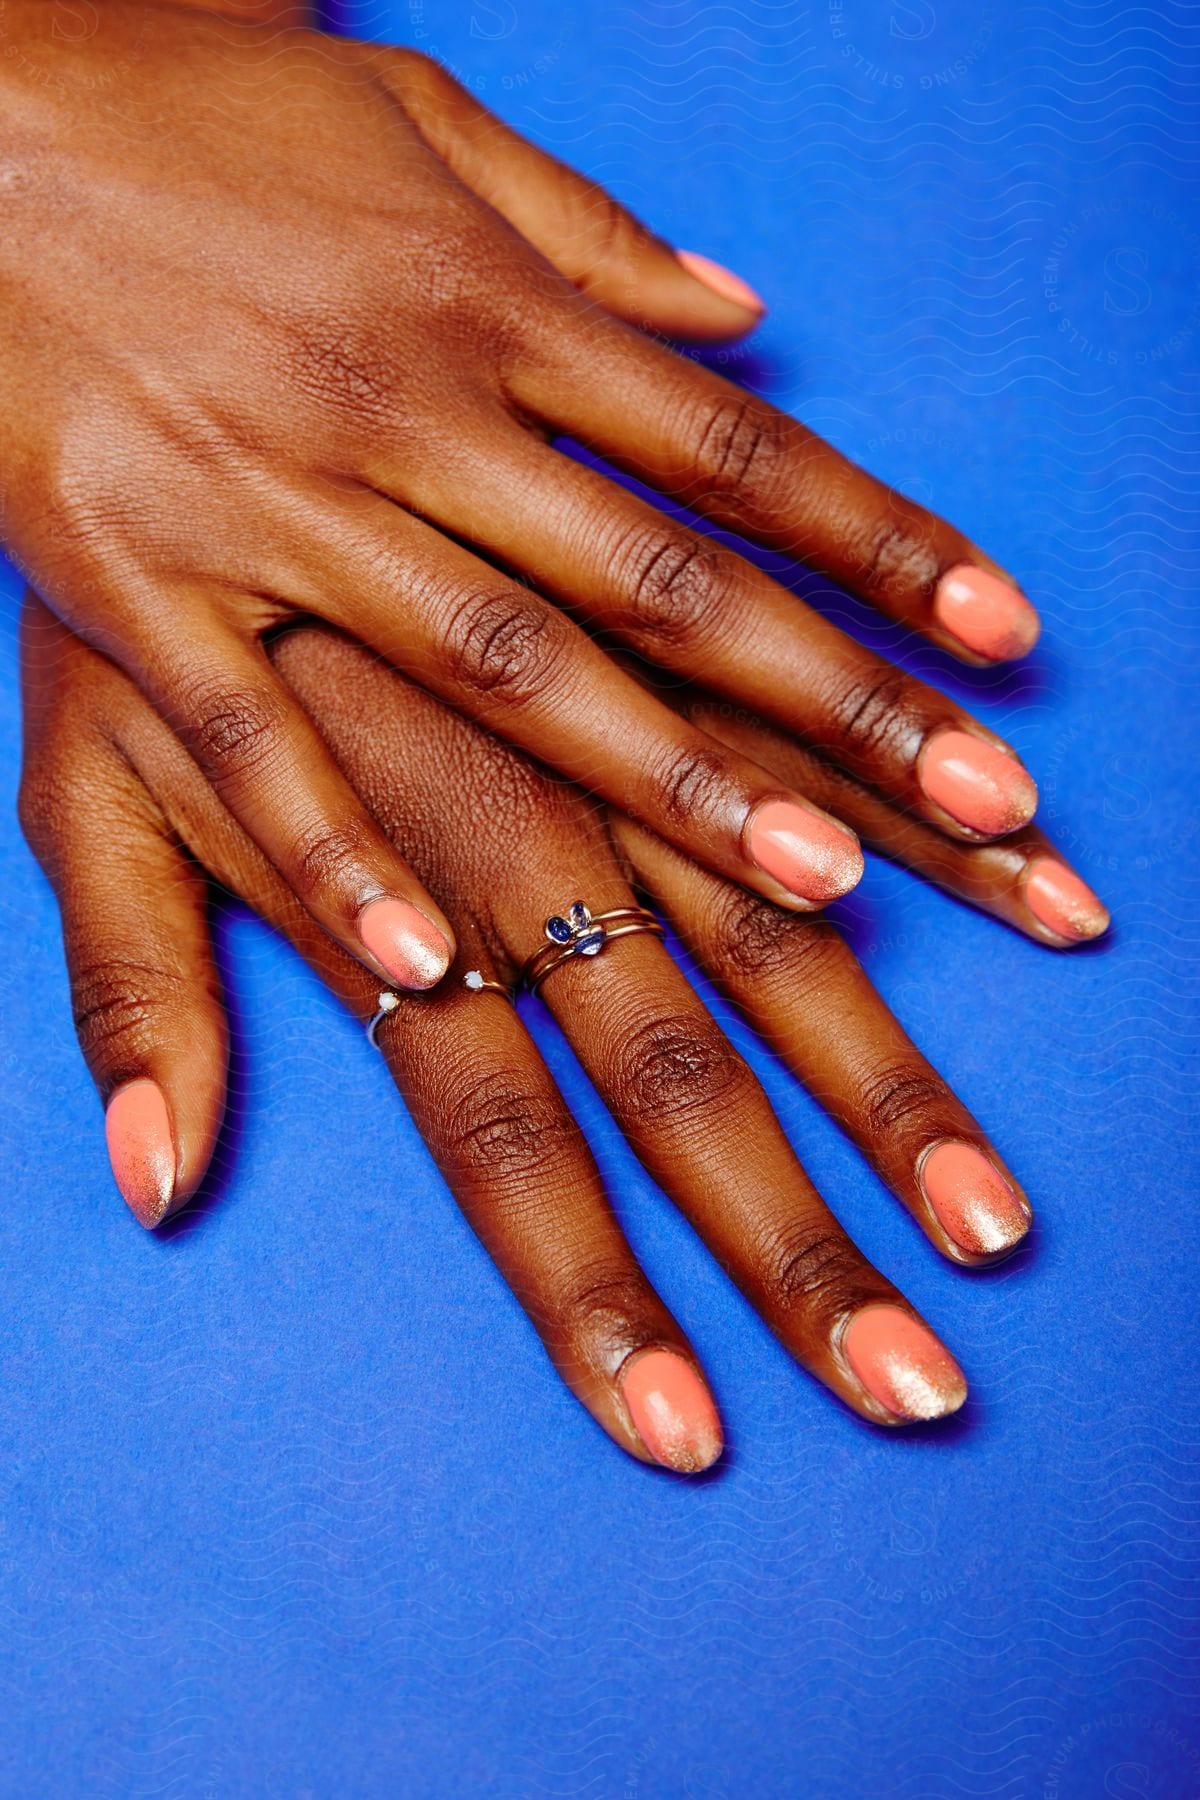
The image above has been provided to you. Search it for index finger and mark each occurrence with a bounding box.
[516,309,1039,665]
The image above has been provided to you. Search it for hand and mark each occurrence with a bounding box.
[20,599,1044,1467]
[3,4,1072,998]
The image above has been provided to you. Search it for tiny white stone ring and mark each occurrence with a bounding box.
[366,970,513,1049]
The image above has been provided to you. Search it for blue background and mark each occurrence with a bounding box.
[2,2,1197,1795]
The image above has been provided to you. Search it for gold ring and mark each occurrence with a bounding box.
[366,967,514,1048]
[522,901,663,996]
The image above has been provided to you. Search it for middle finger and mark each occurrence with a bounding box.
[525,903,968,1426]
[302,483,866,910]
[434,431,1041,844]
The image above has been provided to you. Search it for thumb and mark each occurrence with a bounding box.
[383,50,764,343]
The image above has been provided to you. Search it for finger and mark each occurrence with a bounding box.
[139,621,456,990]
[614,817,1032,1266]
[529,892,967,1426]
[515,312,1040,663]
[267,625,956,1428]
[433,432,1040,842]
[20,612,225,1226]
[304,491,865,910]
[379,49,764,342]
[361,970,724,1473]
[93,621,726,1473]
[685,699,1111,947]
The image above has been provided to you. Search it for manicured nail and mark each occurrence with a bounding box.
[919,1141,1031,1258]
[675,249,765,314]
[934,564,1040,662]
[747,798,864,903]
[1025,856,1110,943]
[620,1348,723,1473]
[919,729,1038,837]
[843,1305,967,1423]
[105,1078,176,1228]
[357,898,452,990]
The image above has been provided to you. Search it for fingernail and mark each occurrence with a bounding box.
[843,1305,967,1423]
[747,798,864,903]
[1025,856,1111,942]
[675,249,765,314]
[934,564,1040,662]
[919,1141,1031,1258]
[919,729,1038,837]
[619,1348,723,1473]
[357,898,452,990]
[105,1078,176,1228]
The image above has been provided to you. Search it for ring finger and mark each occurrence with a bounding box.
[613,818,1034,1266]
[684,697,1111,948]
[523,885,968,1426]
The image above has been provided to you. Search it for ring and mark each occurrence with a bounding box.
[366,968,514,1049]
[521,900,663,995]
[366,989,400,1049]
[462,969,514,1000]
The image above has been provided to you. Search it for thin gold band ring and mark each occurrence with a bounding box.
[522,902,663,997]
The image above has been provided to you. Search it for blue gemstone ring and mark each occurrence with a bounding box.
[522,902,663,996]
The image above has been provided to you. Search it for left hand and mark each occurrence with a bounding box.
[20,597,1054,1465]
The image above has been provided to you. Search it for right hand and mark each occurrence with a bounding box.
[21,600,1050,1468]
[3,3,1094,998]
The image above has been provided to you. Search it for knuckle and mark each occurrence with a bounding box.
[581,184,643,272]
[180,677,286,782]
[552,1267,653,1349]
[651,742,733,830]
[854,505,938,598]
[443,1070,573,1186]
[290,821,371,899]
[617,527,732,649]
[715,888,804,977]
[396,204,541,347]
[71,957,182,1061]
[857,1060,948,1142]
[762,1222,864,1314]
[686,394,792,513]
[617,1010,747,1127]
[828,665,915,765]
[444,589,568,708]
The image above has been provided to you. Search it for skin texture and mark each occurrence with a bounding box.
[11,0,1111,1468]
[21,602,1050,1467]
[0,0,1106,996]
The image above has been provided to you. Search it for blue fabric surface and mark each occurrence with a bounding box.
[1,3,1196,1795]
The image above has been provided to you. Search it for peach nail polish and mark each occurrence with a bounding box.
[620,1348,723,1472]
[105,1078,176,1228]
[919,1141,1031,1257]
[358,898,452,991]
[747,799,864,903]
[1025,857,1111,942]
[934,564,1040,662]
[919,730,1038,837]
[675,250,765,314]
[843,1305,967,1422]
